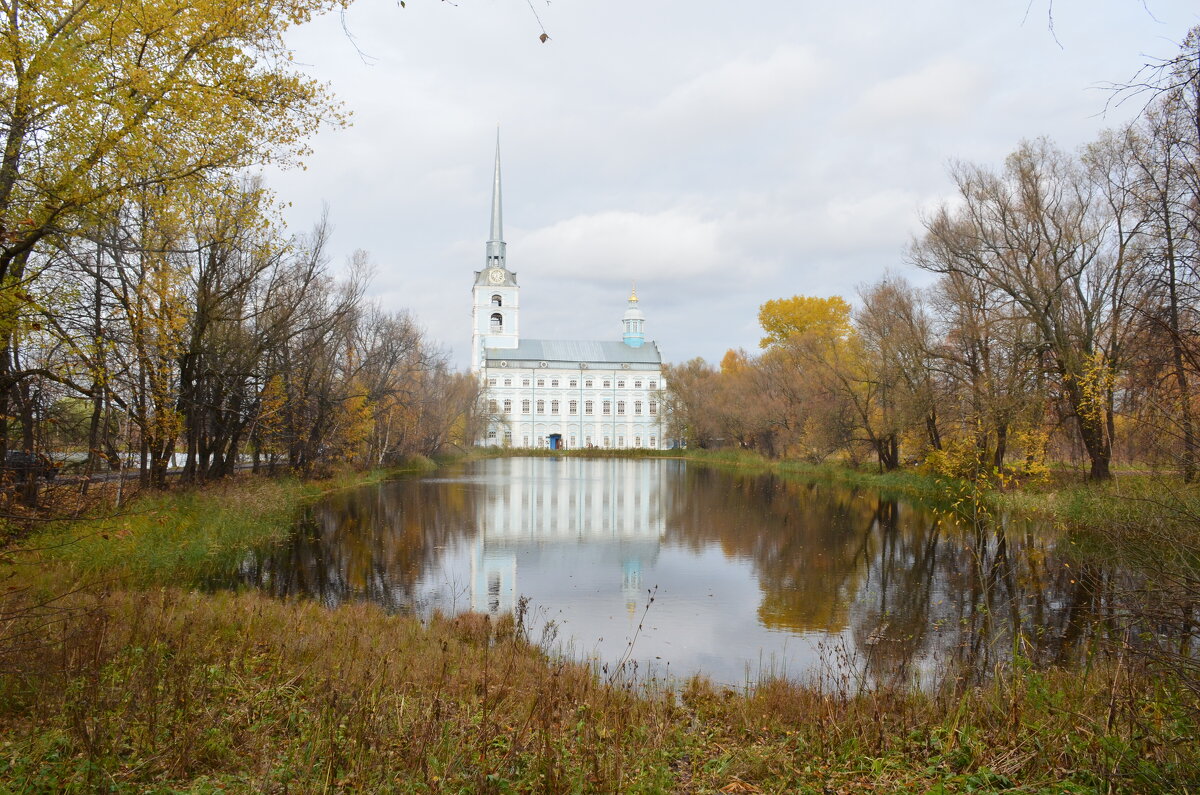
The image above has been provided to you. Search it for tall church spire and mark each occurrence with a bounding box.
[485,129,506,269]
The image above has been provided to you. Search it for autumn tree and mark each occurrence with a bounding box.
[913,140,1145,480]
[758,295,853,349]
[0,0,346,467]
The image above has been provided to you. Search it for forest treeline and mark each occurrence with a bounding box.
[666,31,1200,482]
[0,0,480,501]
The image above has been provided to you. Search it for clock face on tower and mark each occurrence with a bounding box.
[488,268,505,284]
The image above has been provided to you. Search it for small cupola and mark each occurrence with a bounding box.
[622,284,646,348]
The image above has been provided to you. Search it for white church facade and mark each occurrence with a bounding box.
[471,142,666,450]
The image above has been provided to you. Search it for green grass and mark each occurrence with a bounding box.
[18,463,433,588]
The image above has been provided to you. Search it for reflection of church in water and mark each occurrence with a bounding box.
[469,458,669,614]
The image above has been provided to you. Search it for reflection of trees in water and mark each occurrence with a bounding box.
[664,467,880,633]
[852,506,1128,686]
[235,479,476,610]
[229,461,1147,684]
[664,467,1131,681]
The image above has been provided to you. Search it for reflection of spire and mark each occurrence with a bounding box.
[485,127,506,268]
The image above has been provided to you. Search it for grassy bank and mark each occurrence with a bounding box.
[1,587,1196,793]
[18,460,437,589]
[1,454,1198,792]
[664,448,1200,537]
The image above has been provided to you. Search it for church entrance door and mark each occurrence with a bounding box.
[549,433,562,450]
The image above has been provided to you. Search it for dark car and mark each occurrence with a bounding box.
[3,451,56,481]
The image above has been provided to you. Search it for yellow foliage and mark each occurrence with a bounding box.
[719,348,750,374]
[757,295,852,349]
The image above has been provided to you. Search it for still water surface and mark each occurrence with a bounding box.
[234,458,1119,686]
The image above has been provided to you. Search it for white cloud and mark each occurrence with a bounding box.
[655,47,827,127]
[851,58,985,125]
[516,208,729,283]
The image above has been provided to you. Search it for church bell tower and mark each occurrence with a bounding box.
[471,131,520,372]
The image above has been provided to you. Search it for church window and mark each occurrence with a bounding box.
[551,400,560,414]
[650,436,657,448]
[649,380,658,390]
[488,400,498,413]
[503,399,512,414]
[504,431,512,445]
[634,401,643,415]
[570,435,577,446]
[585,380,593,388]
[649,400,658,415]
[551,379,559,387]
[634,380,642,388]
[585,400,594,415]
[569,400,578,415]
[536,399,545,413]
[537,436,544,447]
[617,436,625,448]
[585,435,592,446]
[504,378,512,386]
[617,380,625,389]
[635,435,641,447]
[490,313,503,331]
[602,380,611,388]
[487,378,496,386]
[537,378,545,387]
[603,436,610,448]
[522,399,531,414]
[523,435,530,446]
[602,401,611,416]
[569,379,577,387]
[491,294,502,307]
[617,401,625,415]
[487,430,496,440]
[522,378,530,387]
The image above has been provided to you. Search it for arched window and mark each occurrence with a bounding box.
[491,294,502,307]
[490,312,503,331]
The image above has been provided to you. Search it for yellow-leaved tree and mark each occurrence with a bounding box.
[0,0,347,457]
[757,295,853,349]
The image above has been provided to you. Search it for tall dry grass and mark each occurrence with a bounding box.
[0,583,1196,792]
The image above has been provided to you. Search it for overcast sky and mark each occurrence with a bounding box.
[266,0,1199,370]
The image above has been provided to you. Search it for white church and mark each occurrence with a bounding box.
[471,141,667,450]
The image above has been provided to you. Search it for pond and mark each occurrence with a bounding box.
[232,457,1127,687]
